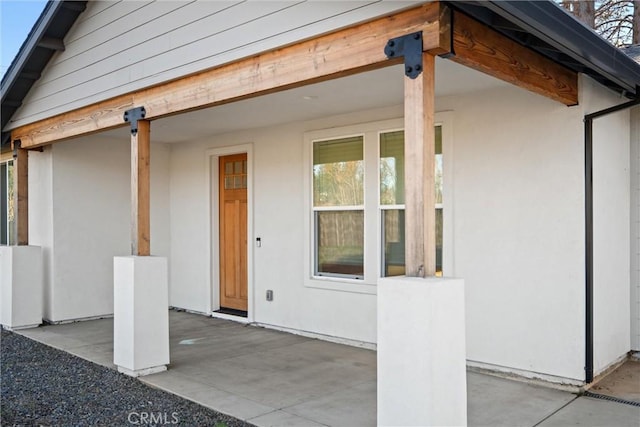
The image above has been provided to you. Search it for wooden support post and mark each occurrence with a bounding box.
[13,141,28,246]
[404,53,436,277]
[131,120,150,256]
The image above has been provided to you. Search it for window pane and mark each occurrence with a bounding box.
[313,137,364,207]
[381,127,443,277]
[435,126,443,275]
[380,131,404,205]
[436,207,443,276]
[224,176,233,190]
[382,209,405,277]
[435,125,443,205]
[315,210,364,278]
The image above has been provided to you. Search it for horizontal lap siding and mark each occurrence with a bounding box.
[9,0,419,129]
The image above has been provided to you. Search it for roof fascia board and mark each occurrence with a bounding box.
[0,0,63,101]
[482,0,640,96]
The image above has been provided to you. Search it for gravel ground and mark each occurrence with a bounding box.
[1,328,254,427]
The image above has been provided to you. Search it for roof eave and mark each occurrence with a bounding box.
[483,0,640,98]
[0,1,62,99]
[1,1,87,148]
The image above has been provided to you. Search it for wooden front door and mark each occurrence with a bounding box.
[219,153,248,311]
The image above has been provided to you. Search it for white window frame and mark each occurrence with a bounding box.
[312,133,366,280]
[378,127,406,277]
[303,113,453,294]
[1,159,14,246]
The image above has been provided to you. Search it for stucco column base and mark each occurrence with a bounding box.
[0,246,43,330]
[114,256,169,377]
[377,276,467,427]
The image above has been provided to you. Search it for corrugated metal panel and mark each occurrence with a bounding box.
[7,0,421,129]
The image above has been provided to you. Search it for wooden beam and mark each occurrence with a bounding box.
[12,2,451,149]
[13,142,28,246]
[131,121,150,256]
[450,11,578,106]
[0,149,12,162]
[430,2,452,57]
[404,53,436,277]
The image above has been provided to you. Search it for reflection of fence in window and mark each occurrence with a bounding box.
[382,209,405,276]
[316,210,364,277]
[380,126,444,277]
[383,209,401,243]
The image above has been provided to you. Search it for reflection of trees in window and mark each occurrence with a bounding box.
[435,125,443,275]
[380,131,404,206]
[380,131,406,276]
[380,127,444,277]
[316,211,364,277]
[1,161,15,245]
[313,136,364,278]
[313,136,364,207]
[314,161,364,206]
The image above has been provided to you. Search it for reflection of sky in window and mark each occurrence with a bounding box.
[381,157,396,186]
[435,154,443,204]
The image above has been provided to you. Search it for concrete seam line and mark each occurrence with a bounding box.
[531,396,580,427]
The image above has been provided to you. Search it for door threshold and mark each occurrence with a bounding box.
[215,307,247,317]
[211,309,250,324]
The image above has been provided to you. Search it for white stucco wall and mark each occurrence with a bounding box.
[30,135,171,322]
[28,149,53,319]
[169,106,404,341]
[582,76,632,374]
[167,82,593,380]
[437,87,586,381]
[631,106,640,352]
[29,74,632,381]
[48,137,128,321]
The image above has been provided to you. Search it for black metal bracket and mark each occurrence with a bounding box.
[384,31,423,79]
[123,107,147,136]
[12,140,21,159]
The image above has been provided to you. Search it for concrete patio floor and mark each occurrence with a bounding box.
[16,310,640,427]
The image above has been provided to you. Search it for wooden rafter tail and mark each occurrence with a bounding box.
[449,11,578,106]
[11,2,450,149]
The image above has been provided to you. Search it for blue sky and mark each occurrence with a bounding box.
[1,0,47,79]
